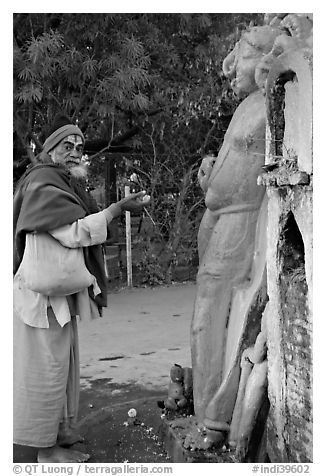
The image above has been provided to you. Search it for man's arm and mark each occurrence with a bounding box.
[48,191,150,248]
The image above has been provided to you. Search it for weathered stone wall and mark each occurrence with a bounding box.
[265,188,312,462]
[263,49,313,462]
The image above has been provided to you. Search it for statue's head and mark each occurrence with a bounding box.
[223,25,281,97]
[223,15,313,97]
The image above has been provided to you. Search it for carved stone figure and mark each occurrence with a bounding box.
[162,364,193,412]
[190,13,313,455]
[229,306,269,459]
[191,23,282,447]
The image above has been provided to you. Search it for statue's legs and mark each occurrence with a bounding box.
[191,209,259,423]
[191,274,234,422]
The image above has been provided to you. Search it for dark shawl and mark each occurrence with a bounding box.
[13,164,107,308]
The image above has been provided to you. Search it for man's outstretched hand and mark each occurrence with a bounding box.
[117,191,151,213]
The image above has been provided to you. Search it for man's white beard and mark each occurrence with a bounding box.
[69,163,88,179]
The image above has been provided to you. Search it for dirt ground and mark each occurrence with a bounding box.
[13,282,196,463]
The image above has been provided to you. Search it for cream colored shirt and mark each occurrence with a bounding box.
[14,206,119,328]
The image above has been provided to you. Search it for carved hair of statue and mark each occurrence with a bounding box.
[222,24,283,96]
[241,25,282,56]
[254,14,313,91]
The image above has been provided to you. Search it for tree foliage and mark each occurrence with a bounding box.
[13,13,264,283]
[14,13,263,170]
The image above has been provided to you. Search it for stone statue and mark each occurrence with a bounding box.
[190,13,313,455]
[190,22,283,449]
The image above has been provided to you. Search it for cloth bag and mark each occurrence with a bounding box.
[18,232,95,296]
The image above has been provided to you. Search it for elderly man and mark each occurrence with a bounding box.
[13,115,149,463]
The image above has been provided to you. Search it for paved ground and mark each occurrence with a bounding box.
[13,282,196,463]
[79,283,194,389]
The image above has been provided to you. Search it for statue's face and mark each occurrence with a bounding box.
[232,35,262,95]
[223,26,280,97]
[223,34,262,97]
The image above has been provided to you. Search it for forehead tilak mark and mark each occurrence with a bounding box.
[63,135,84,145]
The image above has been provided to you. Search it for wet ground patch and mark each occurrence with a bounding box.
[99,355,125,361]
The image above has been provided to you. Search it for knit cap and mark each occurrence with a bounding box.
[43,114,85,153]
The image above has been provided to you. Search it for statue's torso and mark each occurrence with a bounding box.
[205,91,266,212]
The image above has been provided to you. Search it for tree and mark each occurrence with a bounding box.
[13,13,264,283]
[13,14,152,181]
[13,13,263,173]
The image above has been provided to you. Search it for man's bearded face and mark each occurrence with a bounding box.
[49,135,88,178]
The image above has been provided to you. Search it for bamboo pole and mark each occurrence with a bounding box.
[124,185,133,287]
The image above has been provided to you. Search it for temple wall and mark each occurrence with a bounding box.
[263,50,313,462]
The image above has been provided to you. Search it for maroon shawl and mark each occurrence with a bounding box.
[13,164,107,308]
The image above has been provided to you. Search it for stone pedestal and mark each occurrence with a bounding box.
[158,416,236,463]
